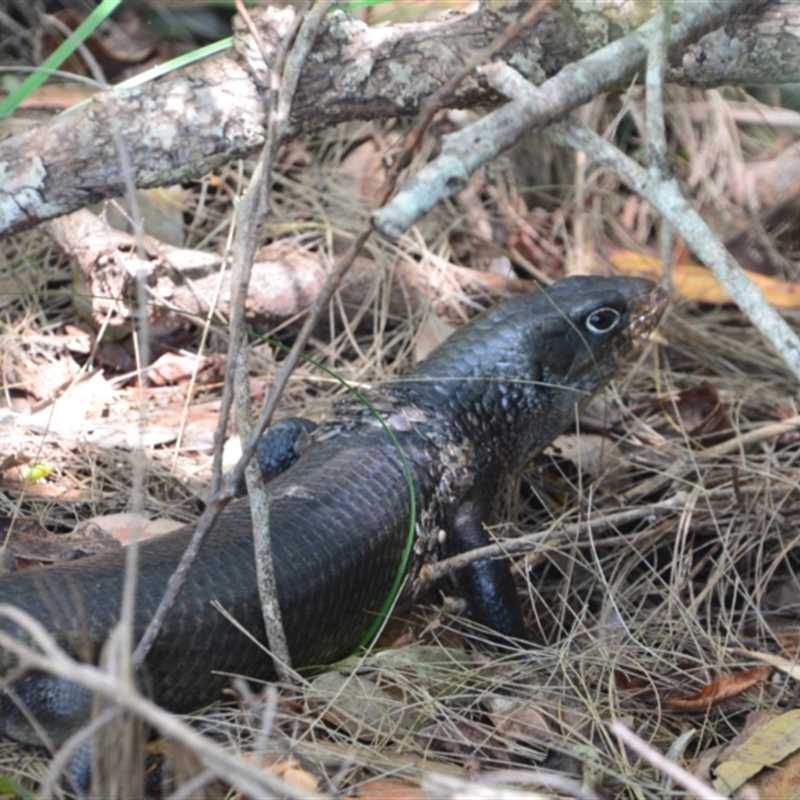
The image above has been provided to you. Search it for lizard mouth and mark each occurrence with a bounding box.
[630,285,668,340]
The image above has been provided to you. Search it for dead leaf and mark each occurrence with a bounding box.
[665,666,773,712]
[353,777,426,800]
[0,478,90,501]
[0,453,30,474]
[265,759,320,794]
[713,709,800,795]
[414,312,455,363]
[107,187,187,246]
[20,351,82,402]
[745,746,800,800]
[414,717,515,765]
[551,432,630,485]
[62,324,94,354]
[90,512,185,546]
[24,370,115,437]
[692,710,770,783]
[336,138,387,202]
[305,671,417,742]
[6,519,120,565]
[670,381,734,446]
[486,695,555,746]
[148,352,223,387]
[606,248,800,308]
[614,666,657,697]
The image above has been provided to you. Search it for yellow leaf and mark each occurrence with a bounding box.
[713,710,800,794]
[606,250,800,309]
[23,463,54,482]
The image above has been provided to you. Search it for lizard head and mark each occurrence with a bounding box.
[501,275,667,467]
[523,276,667,392]
[400,275,667,470]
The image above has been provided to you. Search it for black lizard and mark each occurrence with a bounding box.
[0,275,666,748]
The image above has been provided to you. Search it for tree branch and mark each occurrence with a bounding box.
[372,0,760,240]
[0,0,789,236]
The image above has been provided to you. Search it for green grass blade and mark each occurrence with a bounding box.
[0,0,123,120]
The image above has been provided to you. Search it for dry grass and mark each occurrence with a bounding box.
[2,64,800,800]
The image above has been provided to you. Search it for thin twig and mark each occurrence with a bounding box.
[420,500,685,584]
[248,0,332,680]
[373,0,756,240]
[610,721,726,800]
[166,767,217,800]
[132,2,326,669]
[234,347,291,681]
[477,59,800,381]
[212,1,311,496]
[645,0,674,293]
[230,0,329,685]
[0,605,322,800]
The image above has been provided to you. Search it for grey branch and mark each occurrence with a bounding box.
[372,0,759,240]
[0,0,791,236]
[553,117,800,381]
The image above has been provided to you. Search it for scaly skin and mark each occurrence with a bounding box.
[0,276,666,746]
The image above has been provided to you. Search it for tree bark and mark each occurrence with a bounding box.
[0,0,791,236]
[44,208,526,335]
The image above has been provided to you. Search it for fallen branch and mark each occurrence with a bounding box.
[0,0,791,235]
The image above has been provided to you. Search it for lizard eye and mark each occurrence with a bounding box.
[585,307,620,334]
